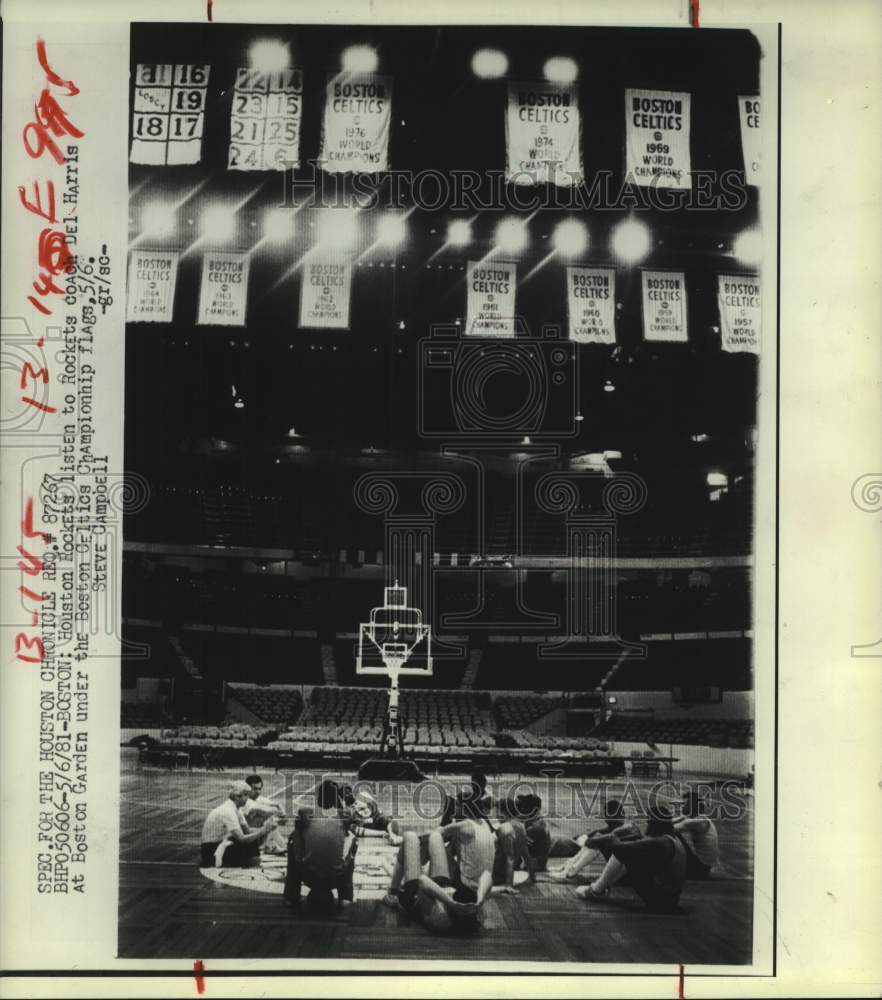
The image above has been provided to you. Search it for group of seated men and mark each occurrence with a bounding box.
[200,771,720,928]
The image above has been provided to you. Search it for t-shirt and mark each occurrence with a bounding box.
[678,818,719,868]
[201,799,248,844]
[450,819,496,891]
[242,795,281,827]
[296,807,350,880]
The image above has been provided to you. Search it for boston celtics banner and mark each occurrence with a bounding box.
[505,82,582,185]
[625,88,691,189]
[298,257,353,329]
[228,67,303,171]
[319,73,392,173]
[566,267,616,343]
[738,96,761,184]
[196,251,250,326]
[641,270,688,342]
[125,249,180,323]
[718,274,760,353]
[466,261,517,337]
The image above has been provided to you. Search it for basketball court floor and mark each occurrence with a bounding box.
[118,763,754,965]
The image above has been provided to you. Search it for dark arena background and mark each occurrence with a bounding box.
[119,22,761,965]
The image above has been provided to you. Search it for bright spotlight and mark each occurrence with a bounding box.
[611,217,651,264]
[342,45,378,73]
[706,471,729,487]
[318,208,359,250]
[248,39,291,74]
[141,201,176,238]
[447,219,472,246]
[376,213,407,247]
[200,205,236,242]
[543,56,578,84]
[263,208,295,244]
[471,48,508,79]
[552,219,588,257]
[495,217,528,254]
[733,229,763,266]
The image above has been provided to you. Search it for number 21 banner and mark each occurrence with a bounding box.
[228,68,303,171]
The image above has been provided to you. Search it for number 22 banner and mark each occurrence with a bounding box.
[228,68,303,171]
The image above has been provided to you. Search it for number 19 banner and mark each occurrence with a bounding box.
[131,63,210,165]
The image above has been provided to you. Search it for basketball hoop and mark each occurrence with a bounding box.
[355,583,432,759]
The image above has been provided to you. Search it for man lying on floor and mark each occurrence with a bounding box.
[200,781,279,868]
[383,827,488,933]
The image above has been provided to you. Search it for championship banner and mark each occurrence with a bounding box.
[196,251,251,326]
[566,267,616,343]
[718,274,761,354]
[738,96,761,184]
[131,63,210,165]
[505,82,582,186]
[228,67,303,171]
[298,257,353,329]
[625,88,691,189]
[466,261,517,337]
[319,73,392,173]
[641,270,688,342]
[125,250,180,323]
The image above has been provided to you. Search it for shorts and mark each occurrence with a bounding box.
[682,843,713,880]
[452,882,478,904]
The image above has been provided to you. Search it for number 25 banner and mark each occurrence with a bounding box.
[228,68,303,171]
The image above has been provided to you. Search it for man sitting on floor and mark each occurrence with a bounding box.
[383,829,484,933]
[242,774,287,855]
[200,781,278,868]
[492,796,536,894]
[551,797,642,882]
[340,785,404,847]
[283,779,358,912]
[674,788,720,879]
[575,805,687,912]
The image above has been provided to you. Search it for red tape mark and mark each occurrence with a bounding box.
[194,960,206,994]
[678,963,686,998]
[207,0,213,21]
[690,0,700,27]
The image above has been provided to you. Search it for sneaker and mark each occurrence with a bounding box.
[550,870,574,882]
[575,883,609,901]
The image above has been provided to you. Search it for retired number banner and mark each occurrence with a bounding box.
[738,96,761,184]
[466,261,517,337]
[126,250,180,323]
[298,258,353,329]
[641,270,688,342]
[506,82,582,185]
[228,68,303,171]
[131,63,210,165]
[319,73,392,173]
[196,252,250,326]
[718,274,761,354]
[566,267,616,344]
[625,88,691,189]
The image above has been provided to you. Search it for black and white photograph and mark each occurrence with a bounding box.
[116,21,768,966]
